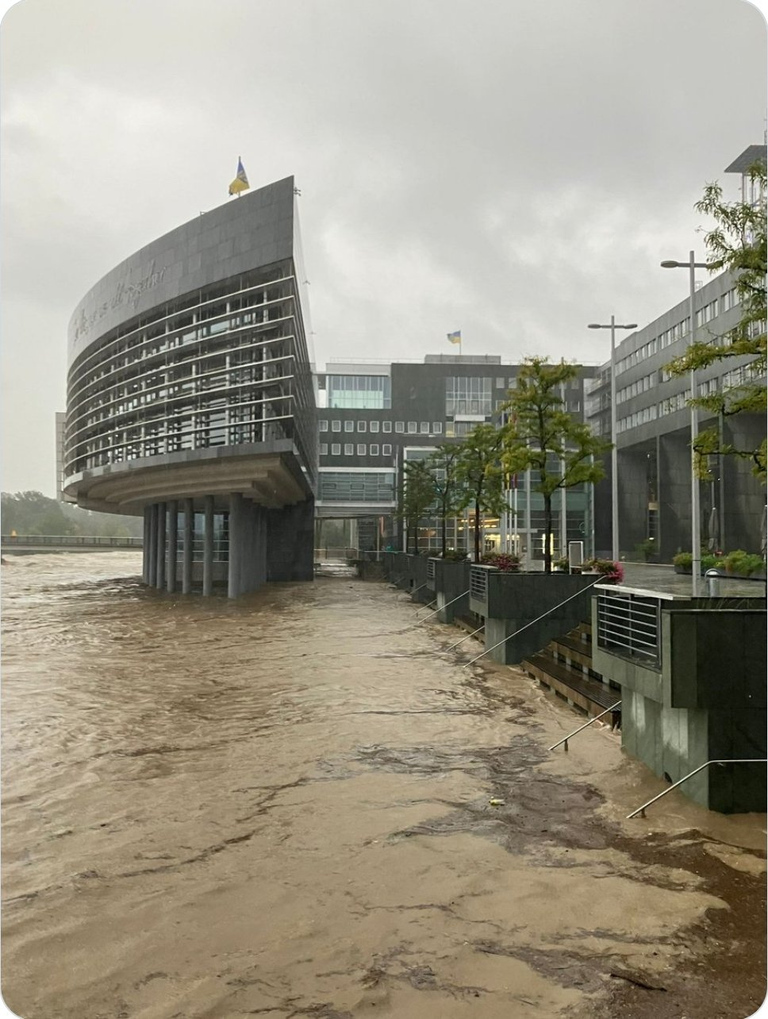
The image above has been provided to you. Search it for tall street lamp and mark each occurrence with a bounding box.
[588,317,637,563]
[660,252,714,597]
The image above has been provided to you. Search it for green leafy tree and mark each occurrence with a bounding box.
[397,459,437,553]
[501,358,610,574]
[1,491,77,536]
[665,159,766,482]
[426,443,465,556]
[454,424,504,563]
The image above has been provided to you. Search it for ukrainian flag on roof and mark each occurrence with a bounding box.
[228,158,250,196]
[447,330,461,345]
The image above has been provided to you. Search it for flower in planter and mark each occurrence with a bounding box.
[583,558,624,583]
[480,551,521,572]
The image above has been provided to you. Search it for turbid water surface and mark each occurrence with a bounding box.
[2,553,765,1018]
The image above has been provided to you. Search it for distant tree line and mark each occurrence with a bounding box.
[1,491,144,539]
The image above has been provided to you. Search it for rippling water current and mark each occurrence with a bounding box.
[2,553,764,1019]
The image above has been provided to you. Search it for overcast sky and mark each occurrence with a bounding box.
[1,0,765,496]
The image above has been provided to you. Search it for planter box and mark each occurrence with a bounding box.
[407,555,432,603]
[433,560,471,623]
[479,572,599,665]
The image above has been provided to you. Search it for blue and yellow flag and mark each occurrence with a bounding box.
[228,158,250,196]
[447,330,461,345]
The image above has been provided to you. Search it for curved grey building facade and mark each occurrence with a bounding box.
[64,176,317,596]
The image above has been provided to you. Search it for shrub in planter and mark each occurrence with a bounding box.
[441,548,469,562]
[722,549,767,576]
[673,552,693,570]
[553,556,570,571]
[480,551,521,572]
[583,558,624,583]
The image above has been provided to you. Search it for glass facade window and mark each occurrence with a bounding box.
[332,420,341,432]
[357,420,367,432]
[344,443,354,455]
[319,420,328,431]
[446,376,492,415]
[395,422,404,432]
[319,470,396,502]
[369,421,380,433]
[420,422,429,433]
[326,374,392,409]
[370,444,379,455]
[382,443,392,455]
[433,422,442,433]
[382,421,392,432]
[319,443,328,455]
[331,443,341,455]
[357,444,366,455]
[344,421,354,432]
[407,421,417,433]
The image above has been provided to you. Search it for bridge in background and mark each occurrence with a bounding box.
[2,535,143,554]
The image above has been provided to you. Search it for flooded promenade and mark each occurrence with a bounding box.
[2,553,765,1019]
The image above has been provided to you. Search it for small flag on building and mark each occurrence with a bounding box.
[228,158,250,197]
[447,330,461,345]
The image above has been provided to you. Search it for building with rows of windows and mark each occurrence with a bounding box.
[62,176,317,596]
[315,354,598,559]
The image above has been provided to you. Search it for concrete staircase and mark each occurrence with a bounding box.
[521,622,622,728]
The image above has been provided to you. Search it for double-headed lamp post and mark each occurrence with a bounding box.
[660,252,714,598]
[588,317,637,562]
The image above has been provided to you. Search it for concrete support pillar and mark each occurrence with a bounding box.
[166,500,178,593]
[228,492,243,598]
[182,498,194,594]
[155,502,166,589]
[143,505,152,584]
[266,497,315,581]
[147,503,158,587]
[203,495,214,597]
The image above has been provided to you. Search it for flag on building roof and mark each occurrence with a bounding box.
[447,330,461,345]
[228,158,250,196]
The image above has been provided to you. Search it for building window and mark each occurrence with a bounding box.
[382,444,392,455]
[357,420,367,432]
[446,376,492,415]
[433,422,442,433]
[326,374,392,409]
[420,422,429,433]
[344,420,354,432]
[320,443,328,455]
[332,420,341,432]
[319,420,328,432]
[408,421,417,433]
[357,444,366,455]
[395,421,404,433]
[344,443,354,455]
[370,443,379,455]
[383,421,392,432]
[331,443,341,455]
[369,420,380,433]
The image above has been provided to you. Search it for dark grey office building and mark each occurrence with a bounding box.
[316,354,598,559]
[62,176,317,596]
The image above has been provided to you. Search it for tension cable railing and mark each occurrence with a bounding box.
[626,759,767,819]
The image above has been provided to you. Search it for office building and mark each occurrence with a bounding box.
[62,176,317,596]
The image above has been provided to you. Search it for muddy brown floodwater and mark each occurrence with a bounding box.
[2,553,766,1019]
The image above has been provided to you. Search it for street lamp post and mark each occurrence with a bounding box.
[660,252,714,598]
[588,317,637,563]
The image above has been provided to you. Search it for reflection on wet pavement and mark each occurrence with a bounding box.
[1,552,765,1018]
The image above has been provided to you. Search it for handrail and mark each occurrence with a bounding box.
[627,758,768,818]
[447,623,485,650]
[549,701,621,752]
[405,588,470,629]
[416,598,437,615]
[463,576,604,668]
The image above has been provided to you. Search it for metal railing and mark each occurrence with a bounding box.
[627,759,767,818]
[596,591,661,669]
[469,566,489,600]
[549,701,622,752]
[2,534,143,548]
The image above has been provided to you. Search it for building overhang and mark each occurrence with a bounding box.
[63,441,314,515]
